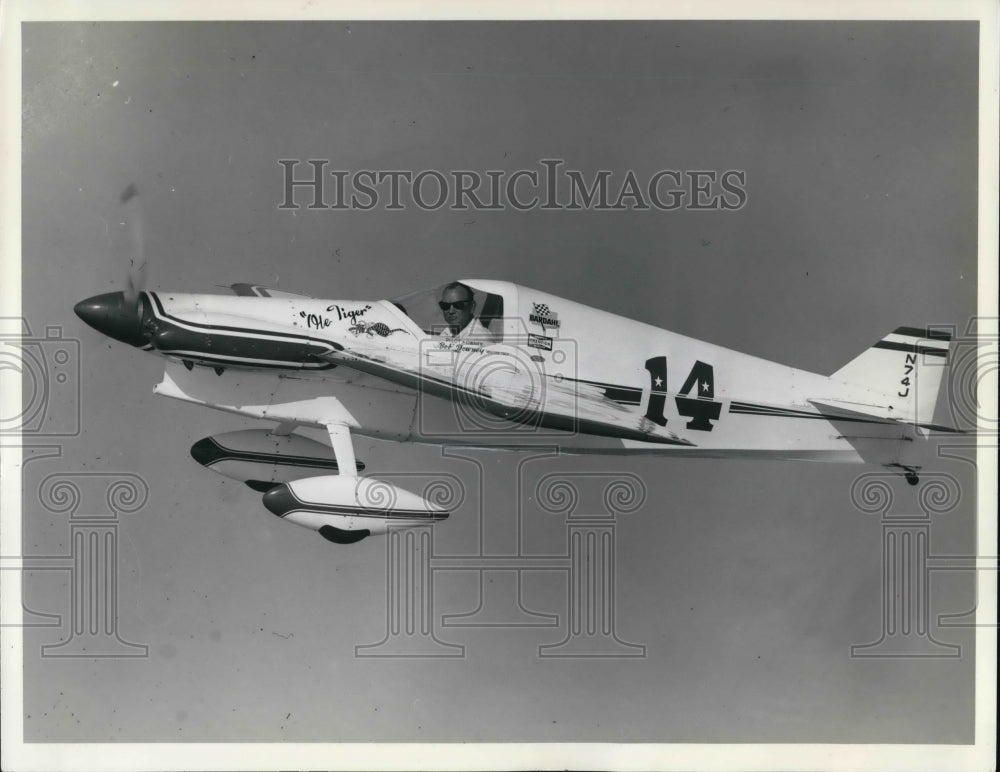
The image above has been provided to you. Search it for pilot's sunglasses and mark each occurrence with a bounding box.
[438,300,474,311]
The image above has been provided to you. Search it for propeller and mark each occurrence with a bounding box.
[119,183,147,309]
[73,183,152,347]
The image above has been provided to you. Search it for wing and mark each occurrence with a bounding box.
[486,371,694,446]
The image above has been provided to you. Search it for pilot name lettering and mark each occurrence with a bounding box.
[438,339,486,354]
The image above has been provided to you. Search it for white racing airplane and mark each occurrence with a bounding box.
[74,193,963,544]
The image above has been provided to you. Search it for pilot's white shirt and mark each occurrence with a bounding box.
[438,318,499,344]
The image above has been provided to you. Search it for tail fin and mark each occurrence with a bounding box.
[830,326,951,424]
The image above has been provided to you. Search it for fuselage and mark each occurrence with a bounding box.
[75,281,919,465]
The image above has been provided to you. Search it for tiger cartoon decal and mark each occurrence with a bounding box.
[348,321,411,338]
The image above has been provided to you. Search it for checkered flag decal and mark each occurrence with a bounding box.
[530,302,561,329]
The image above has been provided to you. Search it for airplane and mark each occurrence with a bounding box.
[73,269,965,545]
[70,185,966,544]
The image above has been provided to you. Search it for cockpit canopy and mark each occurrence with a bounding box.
[392,282,504,340]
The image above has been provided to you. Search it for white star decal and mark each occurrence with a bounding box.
[701,380,710,393]
[654,376,663,388]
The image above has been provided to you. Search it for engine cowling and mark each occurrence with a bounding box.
[261,475,449,544]
[190,429,364,492]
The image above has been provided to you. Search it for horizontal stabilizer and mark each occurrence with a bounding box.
[808,399,970,435]
[807,398,896,424]
[908,422,973,435]
[821,414,911,466]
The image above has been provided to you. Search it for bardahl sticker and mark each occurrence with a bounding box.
[529,302,560,329]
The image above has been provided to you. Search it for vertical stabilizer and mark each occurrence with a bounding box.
[830,326,951,424]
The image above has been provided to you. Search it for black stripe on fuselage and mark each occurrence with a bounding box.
[159,349,334,370]
[146,292,339,369]
[148,291,338,347]
[729,402,819,417]
[728,401,890,424]
[572,377,643,406]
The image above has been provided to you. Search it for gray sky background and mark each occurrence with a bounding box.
[20,21,979,743]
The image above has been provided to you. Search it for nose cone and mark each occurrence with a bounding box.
[190,437,223,467]
[262,483,296,518]
[74,292,146,347]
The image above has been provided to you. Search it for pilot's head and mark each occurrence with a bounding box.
[438,282,476,334]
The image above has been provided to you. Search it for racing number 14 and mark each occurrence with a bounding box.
[644,357,723,431]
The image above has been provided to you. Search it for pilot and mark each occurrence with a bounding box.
[437,282,498,343]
